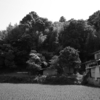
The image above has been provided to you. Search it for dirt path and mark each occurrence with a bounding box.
[0,84,100,100]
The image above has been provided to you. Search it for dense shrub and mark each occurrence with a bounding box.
[0,44,17,70]
[26,50,47,75]
[37,75,77,85]
[0,76,36,83]
[81,73,89,85]
[48,47,81,75]
[0,73,36,83]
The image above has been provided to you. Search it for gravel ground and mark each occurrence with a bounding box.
[0,84,100,100]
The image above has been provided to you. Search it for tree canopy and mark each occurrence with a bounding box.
[59,16,66,22]
[0,10,100,73]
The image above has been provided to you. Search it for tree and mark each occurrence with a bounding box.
[2,25,33,69]
[88,10,100,31]
[0,44,16,70]
[59,16,66,22]
[0,24,16,41]
[42,22,64,52]
[59,19,95,61]
[1,10,99,73]
[20,11,52,32]
[59,46,81,74]
[20,11,38,25]
[26,50,44,75]
[43,29,59,51]
[49,55,63,75]
[88,10,100,52]
[1,12,53,69]
[48,46,81,75]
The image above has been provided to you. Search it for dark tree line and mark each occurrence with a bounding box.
[0,10,100,73]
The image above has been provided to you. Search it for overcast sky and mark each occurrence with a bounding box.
[0,0,100,30]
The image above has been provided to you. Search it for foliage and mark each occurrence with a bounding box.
[0,73,36,83]
[46,47,81,75]
[0,10,100,74]
[20,11,52,32]
[88,10,100,52]
[49,55,62,74]
[42,22,64,52]
[88,10,100,31]
[38,75,77,84]
[59,16,66,22]
[26,51,42,74]
[59,19,96,61]
[0,44,16,69]
[60,20,94,49]
[49,55,59,65]
[59,46,81,74]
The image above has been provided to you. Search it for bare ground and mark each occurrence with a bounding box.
[0,84,100,100]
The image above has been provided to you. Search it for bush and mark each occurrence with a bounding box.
[38,75,77,85]
[0,74,36,83]
[81,73,89,85]
[0,44,17,70]
[34,75,47,83]
[26,51,42,75]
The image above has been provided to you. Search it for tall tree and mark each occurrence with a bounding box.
[88,10,100,31]
[59,19,95,61]
[59,16,66,22]
[88,10,100,51]
[59,46,81,67]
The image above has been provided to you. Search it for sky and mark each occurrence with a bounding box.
[0,0,100,30]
